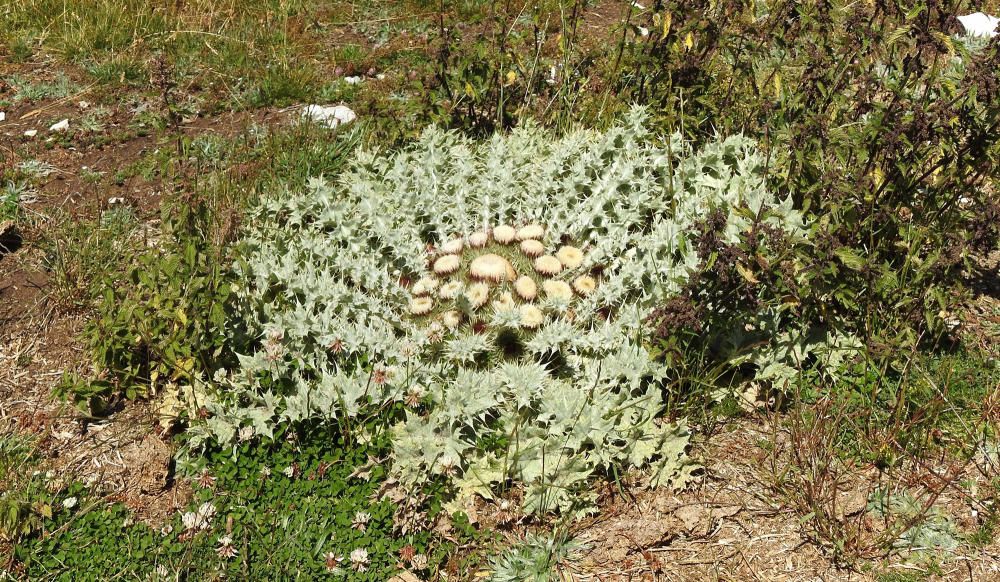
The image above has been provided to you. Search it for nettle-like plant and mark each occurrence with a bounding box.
[192,108,805,516]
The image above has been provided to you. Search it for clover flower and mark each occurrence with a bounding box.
[411,553,429,570]
[349,548,370,572]
[216,535,237,559]
[351,511,371,532]
[324,551,343,572]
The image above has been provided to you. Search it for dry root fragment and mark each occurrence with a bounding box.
[543,280,573,301]
[534,255,563,276]
[514,276,537,301]
[493,225,516,244]
[520,239,544,257]
[433,254,461,275]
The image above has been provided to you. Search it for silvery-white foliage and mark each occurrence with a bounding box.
[192,108,805,515]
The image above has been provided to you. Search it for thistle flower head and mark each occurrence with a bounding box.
[433,254,461,275]
[440,280,464,299]
[572,275,597,296]
[440,238,464,254]
[412,276,438,296]
[465,283,490,309]
[520,239,544,257]
[542,280,573,301]
[493,224,516,243]
[516,224,545,241]
[556,245,584,268]
[470,253,515,282]
[514,276,538,300]
[519,304,544,328]
[534,255,563,276]
[469,231,489,247]
[409,296,434,315]
[442,310,462,328]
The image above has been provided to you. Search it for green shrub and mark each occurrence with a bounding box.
[58,198,233,415]
[624,0,1000,348]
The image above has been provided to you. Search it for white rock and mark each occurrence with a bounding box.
[24,129,38,137]
[78,101,90,109]
[343,76,363,85]
[0,112,5,122]
[49,118,70,132]
[301,104,357,128]
[958,12,999,37]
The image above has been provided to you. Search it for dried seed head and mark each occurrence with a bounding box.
[556,245,584,269]
[514,276,538,301]
[493,225,516,244]
[534,255,563,276]
[433,254,461,275]
[520,239,544,257]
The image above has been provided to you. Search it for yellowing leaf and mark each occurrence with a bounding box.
[662,12,672,38]
[684,31,694,50]
[773,72,782,99]
[736,262,759,284]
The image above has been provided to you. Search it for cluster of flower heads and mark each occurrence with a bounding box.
[408,222,597,335]
[196,109,805,516]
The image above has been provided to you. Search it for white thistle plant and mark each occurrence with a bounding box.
[191,107,806,516]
